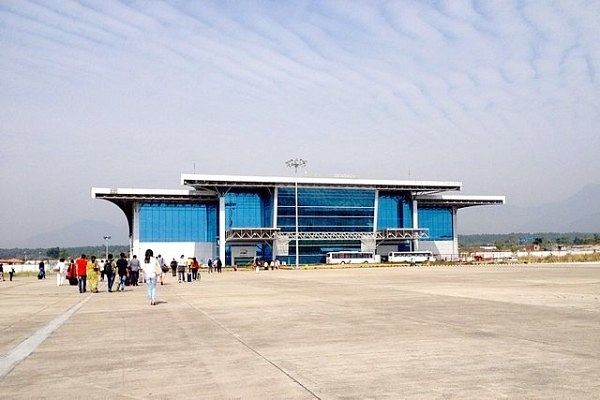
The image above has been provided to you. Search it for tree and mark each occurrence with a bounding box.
[46,247,60,259]
[59,248,70,259]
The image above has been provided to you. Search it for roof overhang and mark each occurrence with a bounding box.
[91,187,218,238]
[417,194,506,209]
[92,187,217,203]
[181,173,461,195]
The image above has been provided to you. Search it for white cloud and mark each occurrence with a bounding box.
[0,0,599,245]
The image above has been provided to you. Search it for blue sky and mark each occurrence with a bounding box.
[1,1,599,246]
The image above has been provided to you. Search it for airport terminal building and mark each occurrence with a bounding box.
[92,174,504,266]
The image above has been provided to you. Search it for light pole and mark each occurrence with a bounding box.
[285,158,307,269]
[103,235,111,260]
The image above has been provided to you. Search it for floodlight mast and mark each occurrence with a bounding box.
[285,158,307,269]
[103,235,111,261]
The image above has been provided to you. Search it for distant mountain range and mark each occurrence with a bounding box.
[20,220,129,248]
[14,184,600,248]
[458,184,600,234]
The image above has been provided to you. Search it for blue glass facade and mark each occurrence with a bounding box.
[277,188,375,233]
[139,203,217,242]
[225,190,273,229]
[277,188,375,263]
[224,190,273,264]
[418,207,453,241]
[377,192,412,229]
[135,188,456,264]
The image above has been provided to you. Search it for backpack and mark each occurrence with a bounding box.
[104,261,114,274]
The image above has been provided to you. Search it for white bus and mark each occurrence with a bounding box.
[325,251,378,264]
[388,251,433,264]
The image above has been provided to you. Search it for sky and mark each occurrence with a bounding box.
[1,0,599,247]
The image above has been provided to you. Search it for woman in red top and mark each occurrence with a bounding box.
[65,259,77,284]
[191,257,200,281]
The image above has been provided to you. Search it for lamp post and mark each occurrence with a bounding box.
[103,235,111,260]
[285,158,307,269]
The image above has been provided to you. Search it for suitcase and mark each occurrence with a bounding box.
[37,271,44,280]
[187,273,192,282]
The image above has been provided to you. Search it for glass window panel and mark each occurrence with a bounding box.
[377,192,412,229]
[225,190,273,228]
[139,203,217,242]
[277,188,375,232]
[418,207,453,241]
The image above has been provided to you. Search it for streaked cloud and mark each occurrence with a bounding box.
[0,0,598,245]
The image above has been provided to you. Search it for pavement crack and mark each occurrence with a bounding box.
[181,298,322,400]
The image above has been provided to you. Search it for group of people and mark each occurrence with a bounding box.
[169,255,223,282]
[49,250,223,305]
[56,250,162,305]
[101,253,134,292]
[65,253,137,294]
[0,263,16,281]
[207,258,223,274]
[174,255,195,282]
[253,257,281,273]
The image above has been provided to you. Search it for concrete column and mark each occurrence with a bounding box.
[452,207,458,261]
[273,187,278,228]
[132,203,140,258]
[412,198,419,251]
[219,195,226,264]
[373,190,379,233]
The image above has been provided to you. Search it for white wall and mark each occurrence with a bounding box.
[3,263,38,273]
[376,241,458,260]
[132,241,214,265]
[418,240,458,261]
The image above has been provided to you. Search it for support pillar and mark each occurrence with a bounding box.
[412,198,419,251]
[452,207,458,261]
[219,195,226,264]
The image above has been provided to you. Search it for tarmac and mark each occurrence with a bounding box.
[0,263,599,399]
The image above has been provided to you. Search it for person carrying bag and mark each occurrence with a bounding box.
[141,249,162,306]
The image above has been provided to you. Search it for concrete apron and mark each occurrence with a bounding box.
[0,264,599,399]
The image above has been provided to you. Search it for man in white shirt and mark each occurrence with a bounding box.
[177,255,186,283]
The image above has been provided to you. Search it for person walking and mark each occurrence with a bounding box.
[55,258,66,286]
[104,254,115,292]
[87,256,100,293]
[191,257,200,281]
[156,254,165,271]
[66,259,77,285]
[170,258,177,277]
[99,259,105,282]
[207,258,213,274]
[141,248,161,305]
[177,255,186,283]
[75,254,88,293]
[38,260,46,279]
[160,262,169,285]
[0,263,4,281]
[129,255,140,286]
[115,253,128,291]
